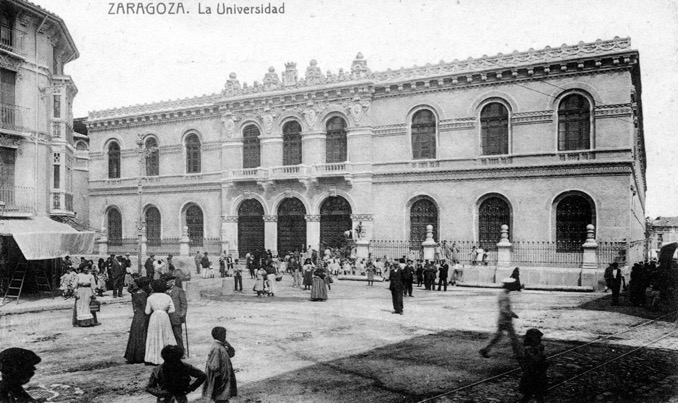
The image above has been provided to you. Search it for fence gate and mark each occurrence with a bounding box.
[277,198,306,255]
[238,199,265,258]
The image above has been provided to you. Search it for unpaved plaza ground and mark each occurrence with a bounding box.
[2,274,678,402]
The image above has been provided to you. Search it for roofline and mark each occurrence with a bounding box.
[9,0,79,62]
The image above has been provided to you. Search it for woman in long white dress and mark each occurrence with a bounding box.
[72,267,99,327]
[145,280,177,365]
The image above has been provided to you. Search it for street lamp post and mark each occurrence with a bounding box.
[136,134,146,275]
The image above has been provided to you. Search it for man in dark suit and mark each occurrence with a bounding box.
[144,253,155,279]
[110,254,125,298]
[402,260,415,297]
[389,258,406,315]
[164,254,182,289]
[438,259,449,292]
[166,276,188,352]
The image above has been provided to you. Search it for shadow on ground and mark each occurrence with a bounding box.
[574,291,678,322]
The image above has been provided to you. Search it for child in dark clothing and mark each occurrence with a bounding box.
[146,345,207,403]
[518,328,549,403]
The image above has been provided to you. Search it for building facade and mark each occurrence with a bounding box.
[86,37,647,264]
[0,0,87,221]
[649,217,678,258]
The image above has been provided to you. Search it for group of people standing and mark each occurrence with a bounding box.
[124,274,187,366]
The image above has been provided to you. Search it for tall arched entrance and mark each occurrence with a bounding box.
[410,198,438,243]
[238,199,264,258]
[320,196,352,249]
[478,196,511,251]
[277,198,306,255]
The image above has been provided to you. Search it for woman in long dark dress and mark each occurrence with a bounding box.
[310,266,328,301]
[302,259,314,290]
[125,277,151,364]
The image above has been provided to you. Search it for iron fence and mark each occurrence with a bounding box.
[369,240,422,260]
[598,241,627,268]
[0,186,33,213]
[512,241,582,268]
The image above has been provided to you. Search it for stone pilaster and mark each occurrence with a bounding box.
[305,214,321,251]
[222,216,239,256]
[264,215,278,256]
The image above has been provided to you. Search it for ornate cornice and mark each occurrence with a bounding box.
[373,161,632,184]
[87,38,636,128]
[594,103,633,119]
[439,118,476,132]
[373,123,406,137]
[0,134,23,150]
[512,110,553,125]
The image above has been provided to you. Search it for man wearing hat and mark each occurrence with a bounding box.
[167,275,188,353]
[402,260,415,297]
[0,347,41,401]
[479,277,521,358]
[110,254,126,298]
[604,262,624,306]
[389,258,406,314]
[165,254,183,289]
[145,253,156,279]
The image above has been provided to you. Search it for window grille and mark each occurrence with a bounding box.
[410,199,438,243]
[282,121,302,166]
[185,134,201,174]
[558,94,591,151]
[478,197,511,251]
[326,117,347,163]
[481,103,509,155]
[411,110,436,160]
[243,125,261,169]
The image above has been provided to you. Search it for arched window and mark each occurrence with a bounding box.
[478,196,511,251]
[145,206,161,246]
[185,134,201,174]
[282,121,302,166]
[410,199,438,243]
[411,110,436,160]
[326,117,347,163]
[145,137,159,176]
[107,142,120,179]
[556,194,594,251]
[185,205,204,246]
[107,208,122,245]
[243,125,261,169]
[480,103,509,155]
[558,94,591,151]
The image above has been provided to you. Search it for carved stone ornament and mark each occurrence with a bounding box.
[263,113,274,133]
[305,60,326,86]
[0,134,22,150]
[304,108,317,127]
[304,214,321,222]
[223,73,242,97]
[222,115,236,137]
[350,103,364,123]
[262,67,281,91]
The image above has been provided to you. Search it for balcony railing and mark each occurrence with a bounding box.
[0,24,26,55]
[51,121,74,144]
[51,191,74,214]
[314,162,352,174]
[0,186,34,214]
[1,103,27,133]
[229,167,269,181]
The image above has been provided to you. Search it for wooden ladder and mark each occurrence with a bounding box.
[2,263,27,304]
[34,263,55,299]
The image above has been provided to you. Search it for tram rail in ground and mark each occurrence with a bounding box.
[417,310,678,403]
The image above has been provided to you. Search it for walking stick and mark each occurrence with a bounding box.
[184,319,190,358]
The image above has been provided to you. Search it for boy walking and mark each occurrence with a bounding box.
[203,326,237,403]
[479,278,522,358]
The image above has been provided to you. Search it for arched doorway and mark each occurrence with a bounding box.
[320,196,352,249]
[238,199,264,258]
[556,194,594,251]
[410,199,438,243]
[277,198,306,255]
[478,196,511,251]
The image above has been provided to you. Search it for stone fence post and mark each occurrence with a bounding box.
[581,224,598,269]
[97,227,108,255]
[180,226,190,256]
[497,224,512,268]
[422,225,437,261]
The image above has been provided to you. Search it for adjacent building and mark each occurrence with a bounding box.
[86,37,647,268]
[0,0,93,300]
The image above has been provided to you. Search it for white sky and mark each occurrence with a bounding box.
[37,0,678,218]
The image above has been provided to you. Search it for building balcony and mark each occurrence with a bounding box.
[50,190,75,216]
[228,167,269,182]
[51,121,74,145]
[0,186,34,217]
[0,103,29,135]
[0,24,26,56]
